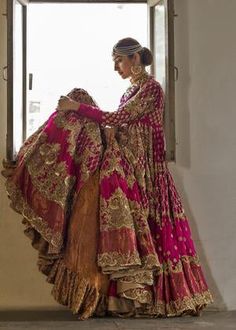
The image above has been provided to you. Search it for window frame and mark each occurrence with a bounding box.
[29,0,146,3]
[6,0,175,162]
[148,0,176,162]
[6,0,28,162]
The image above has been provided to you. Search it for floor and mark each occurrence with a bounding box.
[0,311,235,330]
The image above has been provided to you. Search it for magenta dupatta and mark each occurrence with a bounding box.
[6,89,103,253]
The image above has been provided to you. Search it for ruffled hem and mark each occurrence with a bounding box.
[108,290,212,318]
[107,253,213,317]
[153,290,213,317]
[22,217,213,319]
[22,219,106,320]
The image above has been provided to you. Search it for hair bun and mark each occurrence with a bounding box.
[141,47,153,66]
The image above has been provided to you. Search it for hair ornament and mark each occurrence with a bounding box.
[113,43,143,56]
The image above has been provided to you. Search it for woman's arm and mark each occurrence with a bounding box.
[78,81,164,126]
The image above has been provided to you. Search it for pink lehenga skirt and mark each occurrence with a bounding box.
[4,88,213,319]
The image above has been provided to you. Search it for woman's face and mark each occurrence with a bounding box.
[113,55,134,79]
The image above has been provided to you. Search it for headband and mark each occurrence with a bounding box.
[113,43,143,56]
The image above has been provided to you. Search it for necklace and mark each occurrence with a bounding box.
[130,70,150,87]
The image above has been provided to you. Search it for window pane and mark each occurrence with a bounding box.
[154,0,166,91]
[27,3,147,136]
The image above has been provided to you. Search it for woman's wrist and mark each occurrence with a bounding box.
[57,96,80,111]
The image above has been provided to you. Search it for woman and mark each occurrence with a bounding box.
[5,38,213,319]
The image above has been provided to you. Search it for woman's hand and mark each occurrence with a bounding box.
[57,96,80,111]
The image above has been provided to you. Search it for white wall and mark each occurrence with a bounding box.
[171,0,236,310]
[0,0,236,311]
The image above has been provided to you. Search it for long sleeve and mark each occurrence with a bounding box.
[78,79,164,126]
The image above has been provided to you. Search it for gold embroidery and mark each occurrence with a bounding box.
[54,111,82,131]
[54,112,102,170]
[27,142,75,208]
[154,161,168,173]
[128,203,149,231]
[122,78,159,120]
[53,111,83,163]
[152,290,213,317]
[98,251,141,273]
[157,255,201,275]
[111,270,154,286]
[121,287,153,305]
[39,143,60,164]
[141,254,160,270]
[67,87,98,106]
[100,187,134,231]
[108,290,213,317]
[20,131,48,163]
[76,123,103,182]
[5,181,63,251]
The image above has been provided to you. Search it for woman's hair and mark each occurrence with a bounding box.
[112,37,153,66]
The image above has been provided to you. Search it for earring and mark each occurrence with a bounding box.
[131,65,143,76]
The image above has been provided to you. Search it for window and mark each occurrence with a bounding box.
[148,0,176,161]
[26,2,147,136]
[6,0,27,161]
[6,0,176,162]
